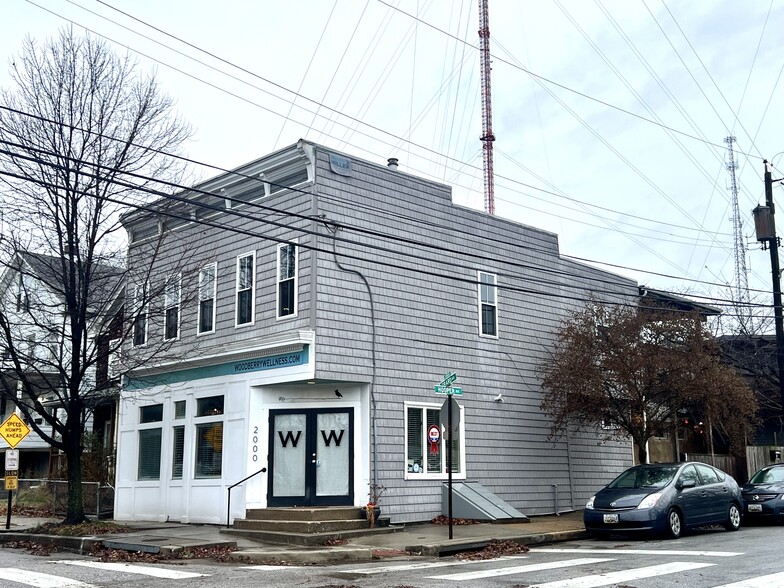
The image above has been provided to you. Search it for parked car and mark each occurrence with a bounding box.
[742,463,784,522]
[583,462,742,539]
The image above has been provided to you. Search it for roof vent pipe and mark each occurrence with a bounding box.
[387,157,399,170]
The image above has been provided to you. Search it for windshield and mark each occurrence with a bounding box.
[607,466,680,489]
[749,467,784,484]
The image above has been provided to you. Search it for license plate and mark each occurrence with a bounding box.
[603,513,619,524]
[748,504,762,512]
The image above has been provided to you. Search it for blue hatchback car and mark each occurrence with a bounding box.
[583,462,742,539]
[742,463,784,521]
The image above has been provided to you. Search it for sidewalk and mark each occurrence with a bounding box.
[0,510,588,565]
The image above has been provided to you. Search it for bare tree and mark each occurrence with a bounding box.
[539,303,758,465]
[0,28,192,523]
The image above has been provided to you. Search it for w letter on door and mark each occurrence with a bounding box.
[321,429,344,446]
[278,430,302,447]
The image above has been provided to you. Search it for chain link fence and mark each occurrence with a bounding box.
[6,478,114,519]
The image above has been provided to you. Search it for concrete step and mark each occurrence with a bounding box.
[244,507,362,522]
[233,518,371,533]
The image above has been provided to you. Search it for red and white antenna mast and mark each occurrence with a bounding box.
[479,0,495,215]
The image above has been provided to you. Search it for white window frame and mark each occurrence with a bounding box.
[133,283,148,347]
[235,252,256,327]
[404,401,466,481]
[276,242,298,319]
[107,338,121,379]
[137,403,163,481]
[478,271,498,338]
[164,273,181,341]
[197,263,217,335]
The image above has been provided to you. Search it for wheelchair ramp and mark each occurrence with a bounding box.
[442,481,529,522]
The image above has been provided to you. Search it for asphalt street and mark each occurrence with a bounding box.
[0,523,783,587]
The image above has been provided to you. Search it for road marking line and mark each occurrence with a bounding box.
[713,571,784,587]
[241,565,308,570]
[0,567,94,587]
[340,556,526,574]
[51,560,206,579]
[535,548,743,557]
[427,557,614,581]
[528,561,715,588]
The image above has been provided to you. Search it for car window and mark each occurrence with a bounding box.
[678,465,699,486]
[750,467,784,483]
[695,463,720,484]
[608,466,678,489]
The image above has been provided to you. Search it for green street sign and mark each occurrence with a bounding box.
[435,386,463,395]
[440,371,457,387]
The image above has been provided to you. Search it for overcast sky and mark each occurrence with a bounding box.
[2,1,783,323]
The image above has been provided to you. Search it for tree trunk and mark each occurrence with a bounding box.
[63,430,85,524]
[637,443,648,465]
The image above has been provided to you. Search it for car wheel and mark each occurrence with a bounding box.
[725,503,741,531]
[665,508,682,539]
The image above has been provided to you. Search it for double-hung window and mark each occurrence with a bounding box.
[164,274,181,340]
[478,271,498,337]
[236,253,255,326]
[277,243,297,318]
[405,402,464,479]
[133,283,148,346]
[195,395,224,478]
[138,404,163,480]
[198,263,216,334]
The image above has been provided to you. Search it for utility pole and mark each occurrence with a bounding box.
[753,160,784,413]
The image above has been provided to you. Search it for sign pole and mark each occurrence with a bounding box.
[5,490,10,530]
[448,393,453,540]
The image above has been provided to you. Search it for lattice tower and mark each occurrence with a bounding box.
[725,136,751,316]
[479,0,495,215]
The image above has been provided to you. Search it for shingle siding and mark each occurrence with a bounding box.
[120,141,637,524]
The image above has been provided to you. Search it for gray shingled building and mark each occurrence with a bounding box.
[114,140,638,525]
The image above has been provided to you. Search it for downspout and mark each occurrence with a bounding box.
[330,226,378,494]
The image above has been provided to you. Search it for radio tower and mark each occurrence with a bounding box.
[725,136,750,324]
[479,0,495,215]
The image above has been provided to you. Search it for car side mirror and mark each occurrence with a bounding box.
[677,479,696,490]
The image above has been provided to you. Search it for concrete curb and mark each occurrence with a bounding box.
[406,529,589,557]
[0,532,102,555]
[230,546,376,565]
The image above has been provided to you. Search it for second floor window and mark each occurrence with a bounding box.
[133,283,148,346]
[198,263,216,334]
[236,252,255,326]
[277,243,297,318]
[478,271,498,337]
[164,274,181,340]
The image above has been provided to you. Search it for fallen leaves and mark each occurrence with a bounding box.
[430,515,481,525]
[31,521,135,536]
[455,539,529,560]
[1,540,56,556]
[89,544,240,563]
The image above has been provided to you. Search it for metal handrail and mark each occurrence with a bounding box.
[226,467,266,528]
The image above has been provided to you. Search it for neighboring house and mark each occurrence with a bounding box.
[115,140,640,525]
[0,250,122,478]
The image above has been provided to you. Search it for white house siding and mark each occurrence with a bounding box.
[116,141,638,524]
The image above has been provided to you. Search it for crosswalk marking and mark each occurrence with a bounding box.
[528,561,715,588]
[427,557,614,581]
[341,556,526,574]
[52,560,207,579]
[0,567,94,587]
[536,548,743,558]
[712,571,784,588]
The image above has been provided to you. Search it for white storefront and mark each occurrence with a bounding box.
[114,336,371,524]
